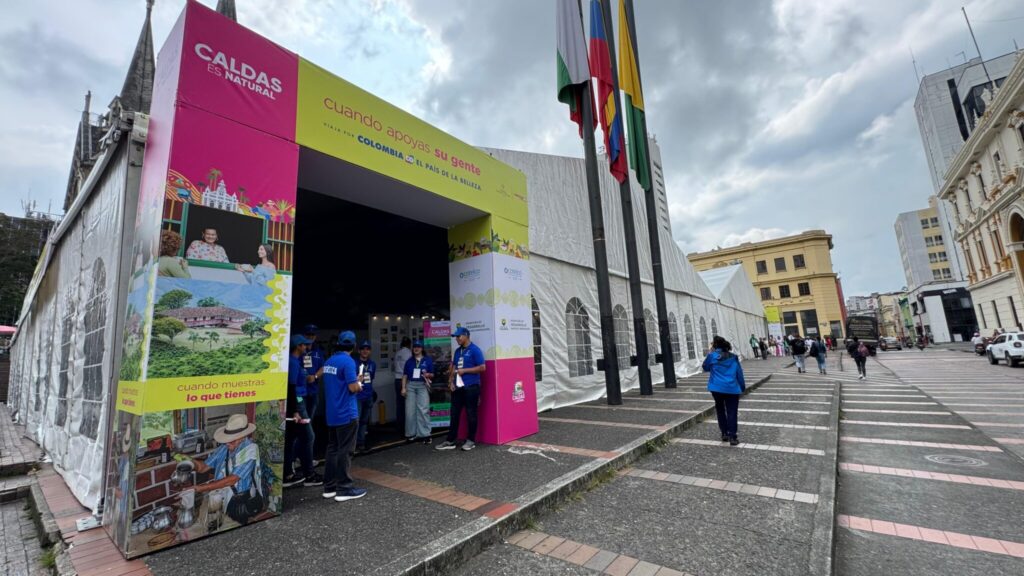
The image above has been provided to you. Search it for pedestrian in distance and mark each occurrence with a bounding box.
[321,331,367,502]
[758,337,769,360]
[436,327,486,452]
[353,340,377,453]
[283,335,321,488]
[392,337,413,433]
[401,340,435,444]
[847,336,869,380]
[809,337,827,375]
[790,334,807,373]
[703,336,746,446]
[749,334,760,359]
[302,324,325,420]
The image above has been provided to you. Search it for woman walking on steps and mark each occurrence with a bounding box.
[703,336,746,446]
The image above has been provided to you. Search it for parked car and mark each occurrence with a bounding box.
[878,336,902,351]
[987,332,1024,366]
[173,429,209,454]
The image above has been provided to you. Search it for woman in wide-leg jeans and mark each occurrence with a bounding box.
[401,341,435,443]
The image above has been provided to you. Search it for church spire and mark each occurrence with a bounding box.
[118,0,155,114]
[216,0,237,21]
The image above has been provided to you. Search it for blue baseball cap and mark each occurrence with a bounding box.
[290,334,311,348]
[359,340,372,349]
[303,324,318,334]
[452,327,470,337]
[413,339,424,347]
[338,331,356,345]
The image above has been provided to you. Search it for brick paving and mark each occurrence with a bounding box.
[1,499,47,575]
[507,529,691,576]
[0,404,40,476]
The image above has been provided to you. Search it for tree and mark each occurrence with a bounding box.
[187,331,202,350]
[197,297,221,308]
[206,331,220,350]
[152,317,187,342]
[155,289,192,312]
[240,318,269,340]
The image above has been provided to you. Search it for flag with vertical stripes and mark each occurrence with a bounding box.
[588,0,628,183]
[556,0,593,137]
[618,0,650,190]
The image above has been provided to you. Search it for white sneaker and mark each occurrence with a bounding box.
[461,440,476,451]
[322,491,337,499]
[858,375,864,380]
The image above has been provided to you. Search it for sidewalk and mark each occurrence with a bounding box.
[143,358,788,576]
[452,357,840,576]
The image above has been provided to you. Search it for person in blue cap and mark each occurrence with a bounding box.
[284,335,321,487]
[302,324,326,419]
[436,327,486,451]
[401,339,434,443]
[320,331,367,501]
[354,340,377,453]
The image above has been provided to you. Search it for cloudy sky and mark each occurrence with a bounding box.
[1,0,1022,295]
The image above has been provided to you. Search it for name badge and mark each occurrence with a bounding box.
[303,356,312,369]
[413,368,421,379]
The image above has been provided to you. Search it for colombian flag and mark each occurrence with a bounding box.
[588,0,628,183]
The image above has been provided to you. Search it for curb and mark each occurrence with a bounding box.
[0,474,71,575]
[808,376,841,576]
[376,371,776,576]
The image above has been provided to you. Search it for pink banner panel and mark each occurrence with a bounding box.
[178,0,298,141]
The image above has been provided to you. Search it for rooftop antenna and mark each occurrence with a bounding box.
[954,51,967,64]
[962,6,994,87]
[910,46,921,84]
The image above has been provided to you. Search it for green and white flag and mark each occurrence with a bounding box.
[556,0,592,136]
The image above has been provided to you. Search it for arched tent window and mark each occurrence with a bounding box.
[80,258,108,440]
[644,308,658,366]
[532,297,542,382]
[699,316,709,353]
[566,298,594,377]
[683,314,696,360]
[613,304,631,368]
[711,318,719,338]
[668,312,681,358]
[56,297,76,427]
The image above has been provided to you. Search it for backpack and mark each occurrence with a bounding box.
[808,342,819,357]
[791,339,806,354]
[857,343,869,357]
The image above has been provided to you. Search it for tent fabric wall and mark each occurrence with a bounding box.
[489,148,766,410]
[8,138,130,511]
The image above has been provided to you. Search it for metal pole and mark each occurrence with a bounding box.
[579,54,623,405]
[624,0,676,387]
[962,7,994,87]
[599,0,652,395]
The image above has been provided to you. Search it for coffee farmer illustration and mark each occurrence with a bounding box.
[192,414,266,526]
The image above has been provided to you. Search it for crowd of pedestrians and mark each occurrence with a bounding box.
[284,325,487,503]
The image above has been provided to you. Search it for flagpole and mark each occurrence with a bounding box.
[577,0,622,405]
[599,0,652,395]
[624,0,676,388]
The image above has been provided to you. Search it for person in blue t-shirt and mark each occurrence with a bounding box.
[402,340,435,443]
[353,340,377,452]
[302,324,326,418]
[284,335,321,487]
[436,327,486,452]
[320,331,367,501]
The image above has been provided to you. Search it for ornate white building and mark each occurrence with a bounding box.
[939,52,1024,332]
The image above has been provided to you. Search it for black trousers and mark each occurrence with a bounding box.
[854,357,867,377]
[447,385,481,443]
[323,419,357,492]
[711,391,740,438]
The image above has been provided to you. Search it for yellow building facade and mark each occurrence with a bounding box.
[688,230,846,338]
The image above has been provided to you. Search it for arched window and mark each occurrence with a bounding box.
[532,297,542,382]
[80,258,108,440]
[668,312,681,358]
[683,314,696,360]
[566,298,594,377]
[711,318,718,338]
[56,296,76,427]
[644,308,658,365]
[699,316,709,354]
[613,304,631,368]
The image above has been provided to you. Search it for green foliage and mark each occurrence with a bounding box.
[197,296,221,307]
[119,342,143,380]
[39,545,57,569]
[147,338,269,378]
[241,318,269,340]
[206,331,221,349]
[155,288,192,312]
[152,316,187,341]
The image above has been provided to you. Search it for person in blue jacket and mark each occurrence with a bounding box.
[302,324,326,418]
[320,331,367,502]
[353,340,377,453]
[702,335,746,446]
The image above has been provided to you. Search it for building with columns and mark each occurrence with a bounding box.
[939,52,1024,334]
